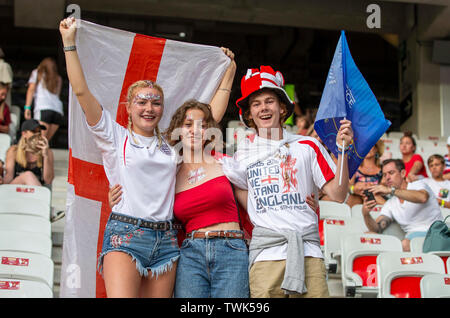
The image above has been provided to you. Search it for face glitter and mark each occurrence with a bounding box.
[134,93,161,103]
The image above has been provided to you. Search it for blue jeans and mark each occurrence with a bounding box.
[174,231,249,298]
[98,212,180,278]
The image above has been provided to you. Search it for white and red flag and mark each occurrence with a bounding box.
[60,20,230,298]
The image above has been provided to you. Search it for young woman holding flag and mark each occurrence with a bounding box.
[59,17,236,298]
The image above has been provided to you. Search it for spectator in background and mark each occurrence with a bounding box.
[0,82,11,135]
[3,119,54,186]
[0,48,13,107]
[24,57,64,142]
[362,159,442,251]
[400,131,427,182]
[295,115,311,135]
[346,140,385,207]
[443,137,450,180]
[423,154,450,209]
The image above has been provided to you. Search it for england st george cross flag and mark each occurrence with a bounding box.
[60,20,230,298]
[314,31,391,178]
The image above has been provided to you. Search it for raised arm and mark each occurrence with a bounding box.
[322,119,353,202]
[59,17,102,126]
[209,47,236,123]
[24,82,36,120]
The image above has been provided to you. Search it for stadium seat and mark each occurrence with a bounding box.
[227,120,244,129]
[441,208,450,224]
[387,132,403,139]
[0,250,54,288]
[318,201,352,252]
[0,133,11,162]
[10,105,21,122]
[0,199,51,219]
[351,204,382,219]
[0,230,52,258]
[420,273,450,298]
[377,252,446,298]
[0,214,51,238]
[410,236,425,253]
[341,233,402,297]
[0,278,52,298]
[323,217,365,274]
[319,201,352,219]
[409,236,450,273]
[0,185,51,219]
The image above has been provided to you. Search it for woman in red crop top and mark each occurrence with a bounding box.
[400,131,428,182]
[110,99,252,298]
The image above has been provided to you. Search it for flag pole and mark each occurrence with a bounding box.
[339,117,346,186]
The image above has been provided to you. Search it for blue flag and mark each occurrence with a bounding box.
[314,31,391,178]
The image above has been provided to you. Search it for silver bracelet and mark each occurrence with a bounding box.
[64,45,76,52]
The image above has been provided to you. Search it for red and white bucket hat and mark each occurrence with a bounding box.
[236,65,294,127]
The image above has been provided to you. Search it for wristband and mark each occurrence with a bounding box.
[441,199,445,207]
[64,45,77,52]
[349,185,354,194]
[24,105,31,110]
[336,141,350,152]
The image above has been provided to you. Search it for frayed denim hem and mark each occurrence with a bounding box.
[150,255,180,280]
[97,249,148,277]
[97,250,180,279]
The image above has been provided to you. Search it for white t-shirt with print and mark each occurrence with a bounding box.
[28,69,64,117]
[423,178,450,202]
[87,109,178,221]
[224,131,336,262]
[380,179,443,235]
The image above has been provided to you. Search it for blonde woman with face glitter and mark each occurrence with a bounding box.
[59,17,236,298]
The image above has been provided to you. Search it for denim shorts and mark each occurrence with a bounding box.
[98,212,180,278]
[174,230,249,298]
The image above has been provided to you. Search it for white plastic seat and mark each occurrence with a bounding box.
[410,236,426,253]
[0,278,52,298]
[323,217,366,274]
[340,233,402,297]
[0,185,51,219]
[387,132,404,139]
[351,204,382,219]
[0,184,51,205]
[0,199,51,219]
[0,133,11,162]
[0,230,52,258]
[409,236,450,273]
[0,250,54,288]
[318,201,352,255]
[441,208,450,224]
[420,273,450,298]
[319,201,352,219]
[0,214,51,237]
[377,251,446,298]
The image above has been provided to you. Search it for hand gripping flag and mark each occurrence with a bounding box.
[314,31,391,178]
[60,20,230,298]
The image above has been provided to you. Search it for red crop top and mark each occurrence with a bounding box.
[173,175,240,233]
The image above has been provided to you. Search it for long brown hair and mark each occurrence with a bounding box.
[36,57,60,94]
[165,99,221,151]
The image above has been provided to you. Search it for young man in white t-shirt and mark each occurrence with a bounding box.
[363,159,443,251]
[223,66,353,298]
[423,154,450,209]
